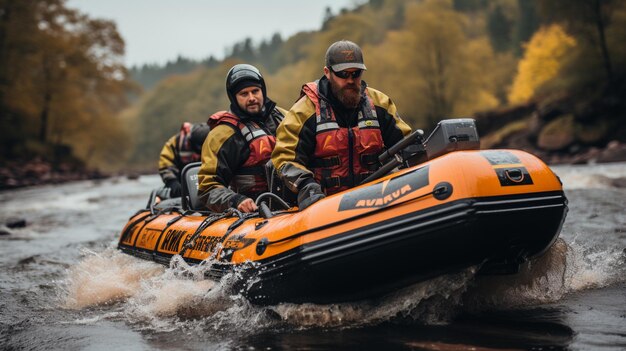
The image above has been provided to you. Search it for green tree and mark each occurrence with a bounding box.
[487,3,513,52]
[537,0,619,84]
[513,0,540,55]
[508,24,576,104]
[366,0,499,128]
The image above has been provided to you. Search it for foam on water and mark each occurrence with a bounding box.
[272,268,476,328]
[563,240,625,291]
[62,247,275,333]
[463,238,626,311]
[62,246,479,330]
[64,248,165,309]
[61,233,625,331]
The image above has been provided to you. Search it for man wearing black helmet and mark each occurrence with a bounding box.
[272,40,412,210]
[157,122,210,199]
[198,64,287,213]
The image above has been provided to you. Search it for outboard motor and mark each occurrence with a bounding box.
[424,119,480,160]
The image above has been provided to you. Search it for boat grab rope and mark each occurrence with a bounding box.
[262,184,450,248]
[176,208,261,257]
[118,211,153,245]
[146,206,183,223]
[177,208,239,257]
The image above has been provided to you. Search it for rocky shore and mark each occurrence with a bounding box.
[474,89,626,165]
[2,87,625,191]
[2,143,625,192]
[0,158,107,190]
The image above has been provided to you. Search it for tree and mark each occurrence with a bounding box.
[0,0,134,168]
[229,37,256,62]
[508,24,576,104]
[513,0,540,56]
[402,1,487,124]
[487,3,513,52]
[536,0,617,83]
[364,0,499,128]
[321,7,334,30]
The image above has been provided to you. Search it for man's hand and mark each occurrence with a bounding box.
[237,198,258,213]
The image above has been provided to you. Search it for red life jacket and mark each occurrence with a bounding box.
[178,122,201,164]
[301,81,384,195]
[208,111,278,194]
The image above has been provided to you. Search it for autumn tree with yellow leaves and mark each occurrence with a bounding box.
[508,25,576,104]
[113,0,626,169]
[367,0,501,127]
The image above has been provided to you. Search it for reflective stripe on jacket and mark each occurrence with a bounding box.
[301,81,384,194]
[209,111,278,194]
[198,105,286,212]
[272,76,412,196]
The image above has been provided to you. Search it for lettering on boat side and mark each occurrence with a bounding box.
[120,222,142,244]
[137,228,161,247]
[186,235,221,253]
[223,233,255,250]
[338,166,429,211]
[160,229,189,252]
[160,230,223,253]
[220,233,256,261]
[120,228,132,244]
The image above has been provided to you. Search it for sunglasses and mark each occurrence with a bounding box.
[331,69,363,79]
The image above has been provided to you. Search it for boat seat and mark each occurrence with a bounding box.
[181,162,203,211]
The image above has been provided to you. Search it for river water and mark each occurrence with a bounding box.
[0,162,624,350]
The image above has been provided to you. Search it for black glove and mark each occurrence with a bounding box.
[297,182,325,211]
[166,179,182,197]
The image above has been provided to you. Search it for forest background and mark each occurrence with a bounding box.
[1,0,625,188]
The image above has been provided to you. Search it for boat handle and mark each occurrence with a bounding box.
[505,168,524,183]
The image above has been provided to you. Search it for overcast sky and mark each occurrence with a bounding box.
[66,0,358,67]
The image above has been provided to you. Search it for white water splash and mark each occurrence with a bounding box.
[62,234,625,332]
[272,268,477,328]
[271,237,625,328]
[564,240,626,291]
[462,238,626,311]
[64,248,165,309]
[62,247,275,333]
[552,162,626,189]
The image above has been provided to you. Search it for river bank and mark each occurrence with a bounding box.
[0,157,109,190]
[3,142,626,191]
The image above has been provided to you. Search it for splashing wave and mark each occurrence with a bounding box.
[62,237,625,331]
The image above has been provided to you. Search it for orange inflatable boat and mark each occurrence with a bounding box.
[118,119,567,305]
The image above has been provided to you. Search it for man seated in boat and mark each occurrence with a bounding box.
[272,40,413,210]
[198,64,288,213]
[157,122,210,199]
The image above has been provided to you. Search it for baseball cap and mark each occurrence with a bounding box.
[325,40,367,72]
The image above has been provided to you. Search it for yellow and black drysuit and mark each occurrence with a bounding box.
[158,122,210,198]
[198,101,287,213]
[272,76,412,200]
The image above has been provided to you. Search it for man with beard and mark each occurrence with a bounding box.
[198,64,287,213]
[272,40,412,210]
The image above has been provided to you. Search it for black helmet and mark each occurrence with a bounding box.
[190,122,210,153]
[225,64,266,106]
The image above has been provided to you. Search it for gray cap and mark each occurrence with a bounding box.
[325,40,367,72]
